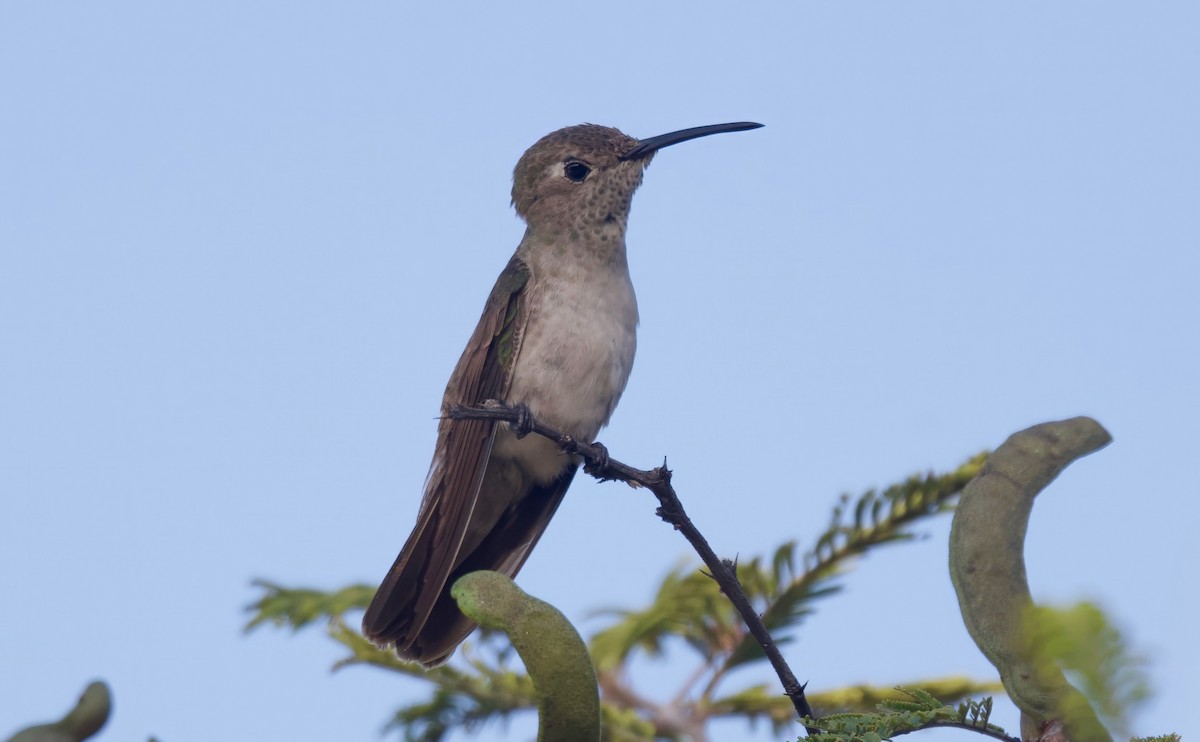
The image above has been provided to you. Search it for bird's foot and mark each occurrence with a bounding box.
[509,402,534,439]
[583,441,610,475]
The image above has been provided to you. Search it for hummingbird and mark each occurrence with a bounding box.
[362,121,763,666]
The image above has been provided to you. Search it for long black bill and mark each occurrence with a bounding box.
[620,121,764,161]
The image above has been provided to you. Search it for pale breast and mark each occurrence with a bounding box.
[506,261,638,443]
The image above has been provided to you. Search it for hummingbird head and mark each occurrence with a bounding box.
[511,124,643,233]
[511,122,764,234]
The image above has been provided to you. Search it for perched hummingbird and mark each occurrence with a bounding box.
[363,121,763,666]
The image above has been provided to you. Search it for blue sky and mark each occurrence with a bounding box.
[2,3,1196,741]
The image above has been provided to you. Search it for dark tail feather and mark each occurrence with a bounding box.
[361,501,443,649]
[364,467,576,667]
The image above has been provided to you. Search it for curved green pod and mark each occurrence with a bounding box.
[949,417,1112,741]
[5,681,111,742]
[452,571,600,742]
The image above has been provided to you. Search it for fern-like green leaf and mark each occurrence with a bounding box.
[1021,601,1150,738]
[243,579,375,632]
[725,454,987,669]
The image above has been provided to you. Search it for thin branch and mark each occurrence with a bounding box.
[597,669,661,717]
[598,669,700,740]
[697,658,728,708]
[672,660,717,709]
[446,403,817,733]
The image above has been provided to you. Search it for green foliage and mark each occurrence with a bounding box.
[739,453,987,667]
[686,678,1004,736]
[597,705,656,742]
[802,688,1008,741]
[244,580,374,632]
[806,679,1002,715]
[329,619,541,741]
[590,454,987,679]
[955,695,993,729]
[1021,602,1150,738]
[244,451,1173,740]
[246,454,1004,739]
[381,656,536,742]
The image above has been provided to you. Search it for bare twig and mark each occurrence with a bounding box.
[446,402,817,732]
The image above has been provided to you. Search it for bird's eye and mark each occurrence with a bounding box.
[563,161,591,182]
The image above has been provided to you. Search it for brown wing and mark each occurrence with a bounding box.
[362,255,531,652]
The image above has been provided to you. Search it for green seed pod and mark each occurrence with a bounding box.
[949,417,1112,741]
[5,681,111,742]
[452,571,600,742]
